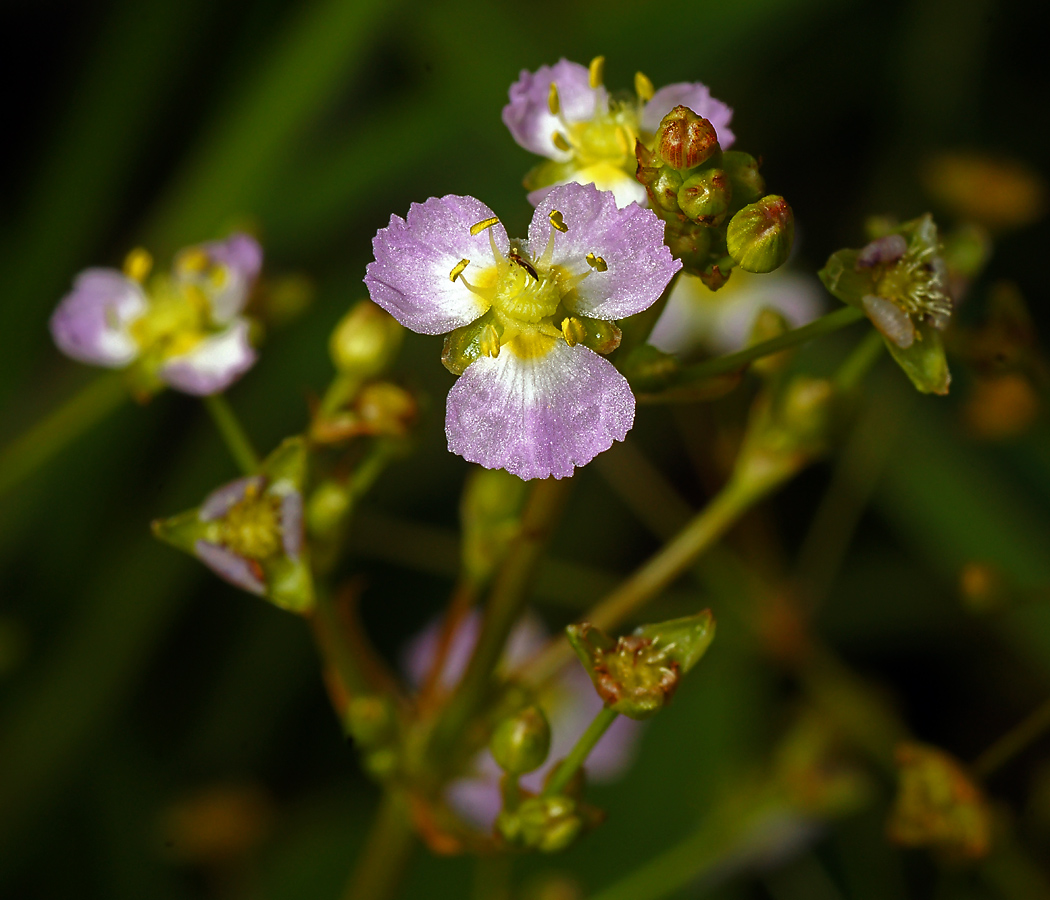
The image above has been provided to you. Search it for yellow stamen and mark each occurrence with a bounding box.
[210,267,228,289]
[561,317,587,347]
[551,131,572,153]
[548,210,568,233]
[123,248,153,283]
[178,248,209,274]
[634,71,654,103]
[449,258,470,282]
[548,82,560,115]
[479,324,501,358]
[588,55,605,90]
[469,217,500,236]
[586,252,608,272]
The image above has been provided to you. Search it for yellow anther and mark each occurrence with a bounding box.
[210,266,228,289]
[469,217,500,237]
[123,248,153,283]
[588,55,605,90]
[548,82,560,115]
[551,131,572,153]
[561,316,587,347]
[178,247,209,274]
[634,71,654,103]
[585,252,608,272]
[548,210,568,233]
[449,258,470,282]
[479,324,501,358]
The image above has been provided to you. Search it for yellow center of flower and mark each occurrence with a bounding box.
[218,484,283,560]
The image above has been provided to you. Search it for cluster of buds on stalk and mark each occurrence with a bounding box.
[636,106,794,288]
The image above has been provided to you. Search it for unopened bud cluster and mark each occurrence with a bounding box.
[636,106,793,287]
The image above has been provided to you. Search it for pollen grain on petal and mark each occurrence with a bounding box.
[449,258,470,282]
[470,217,501,237]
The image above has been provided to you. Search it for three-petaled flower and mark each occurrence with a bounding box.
[503,57,734,208]
[364,182,681,480]
[50,233,261,396]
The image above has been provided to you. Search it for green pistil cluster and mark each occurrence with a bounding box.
[218,486,283,560]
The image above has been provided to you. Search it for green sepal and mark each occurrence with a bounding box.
[576,316,622,355]
[634,610,716,675]
[818,249,872,308]
[883,322,951,395]
[441,312,501,375]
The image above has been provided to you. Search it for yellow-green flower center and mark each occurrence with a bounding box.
[219,486,283,560]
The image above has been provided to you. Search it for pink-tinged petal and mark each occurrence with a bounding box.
[529,183,681,320]
[365,195,507,336]
[199,475,265,521]
[446,776,504,831]
[176,233,263,323]
[160,319,256,395]
[641,82,735,148]
[503,59,603,161]
[49,269,147,367]
[195,539,266,595]
[446,339,634,481]
[280,491,304,561]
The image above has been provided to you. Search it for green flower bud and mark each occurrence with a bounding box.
[654,106,719,171]
[566,611,716,720]
[490,705,552,775]
[726,195,794,273]
[329,301,402,377]
[354,382,417,438]
[662,219,713,276]
[500,796,583,853]
[461,468,529,585]
[677,168,732,225]
[722,151,765,208]
[345,695,398,748]
[442,312,503,375]
[306,479,352,540]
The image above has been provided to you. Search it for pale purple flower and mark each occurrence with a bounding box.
[49,234,261,395]
[402,611,644,831]
[365,182,680,480]
[649,270,825,358]
[503,59,734,208]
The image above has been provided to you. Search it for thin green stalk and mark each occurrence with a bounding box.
[973,696,1050,779]
[310,586,372,700]
[543,706,619,797]
[202,393,259,474]
[429,477,571,761]
[834,329,884,392]
[668,306,865,386]
[0,372,127,498]
[524,476,769,688]
[341,791,415,900]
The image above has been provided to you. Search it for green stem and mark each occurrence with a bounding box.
[203,393,260,474]
[972,696,1050,779]
[429,477,571,762]
[311,586,372,700]
[543,706,619,797]
[665,306,866,386]
[834,329,884,392]
[341,791,415,900]
[0,372,127,498]
[524,476,770,688]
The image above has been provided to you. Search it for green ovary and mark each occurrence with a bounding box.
[219,490,283,560]
[490,262,562,325]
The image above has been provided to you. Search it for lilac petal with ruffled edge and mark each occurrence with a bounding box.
[641,82,735,148]
[446,339,634,481]
[195,539,266,595]
[528,168,650,210]
[280,491,304,561]
[502,59,603,161]
[160,319,256,395]
[529,183,681,320]
[365,195,509,336]
[176,233,263,324]
[199,475,264,521]
[49,269,147,367]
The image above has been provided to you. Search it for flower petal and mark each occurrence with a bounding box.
[503,59,603,161]
[200,475,265,521]
[527,164,650,210]
[446,339,634,480]
[176,233,263,324]
[50,269,147,367]
[195,539,266,595]
[641,82,735,148]
[529,182,681,320]
[365,195,508,335]
[279,491,304,562]
[160,319,256,395]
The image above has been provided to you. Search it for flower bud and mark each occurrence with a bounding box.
[329,301,403,377]
[677,168,732,225]
[654,106,719,171]
[722,151,765,208]
[345,695,398,748]
[645,167,684,214]
[726,196,794,273]
[354,382,417,438]
[461,468,529,585]
[499,796,583,853]
[306,479,352,540]
[490,705,552,775]
[662,219,713,276]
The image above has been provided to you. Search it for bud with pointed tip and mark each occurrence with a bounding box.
[727,196,794,273]
[490,705,552,775]
[655,106,719,171]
